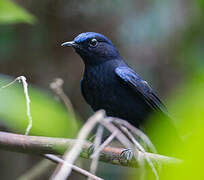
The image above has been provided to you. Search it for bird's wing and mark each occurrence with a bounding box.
[115,66,169,115]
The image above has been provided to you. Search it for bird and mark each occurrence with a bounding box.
[61,32,182,155]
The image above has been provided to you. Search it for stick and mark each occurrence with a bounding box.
[0,131,182,167]
[51,110,105,180]
[45,154,103,180]
[1,76,33,135]
[88,125,104,180]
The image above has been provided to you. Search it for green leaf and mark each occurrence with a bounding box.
[0,75,79,138]
[146,75,204,180]
[0,0,36,24]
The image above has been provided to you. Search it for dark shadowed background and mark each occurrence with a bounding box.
[0,0,204,179]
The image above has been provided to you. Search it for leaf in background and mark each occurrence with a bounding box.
[146,75,204,179]
[0,75,79,138]
[161,77,204,179]
[0,0,36,24]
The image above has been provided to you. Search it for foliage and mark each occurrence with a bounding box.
[0,0,36,24]
[0,75,79,138]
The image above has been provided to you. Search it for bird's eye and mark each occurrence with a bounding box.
[90,38,98,47]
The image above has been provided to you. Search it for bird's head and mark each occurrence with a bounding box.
[61,32,120,65]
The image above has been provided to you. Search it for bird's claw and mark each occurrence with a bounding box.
[119,148,133,164]
[87,144,95,156]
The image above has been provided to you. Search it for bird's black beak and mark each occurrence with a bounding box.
[61,41,78,48]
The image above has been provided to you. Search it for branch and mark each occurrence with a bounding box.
[45,154,103,180]
[1,76,33,135]
[0,131,182,168]
[88,125,104,180]
[51,110,105,179]
[50,78,75,119]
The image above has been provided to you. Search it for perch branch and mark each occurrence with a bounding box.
[0,131,182,168]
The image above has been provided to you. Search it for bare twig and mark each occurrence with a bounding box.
[50,78,75,119]
[119,126,159,180]
[51,110,105,180]
[111,117,157,153]
[45,154,103,180]
[110,118,159,179]
[1,76,32,135]
[1,77,21,88]
[91,131,117,159]
[88,125,104,180]
[120,126,145,152]
[99,118,134,149]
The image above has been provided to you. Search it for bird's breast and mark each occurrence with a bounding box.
[81,64,118,110]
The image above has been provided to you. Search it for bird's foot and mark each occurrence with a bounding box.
[87,134,97,156]
[87,144,95,157]
[119,148,133,164]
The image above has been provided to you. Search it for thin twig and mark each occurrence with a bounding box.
[45,154,103,180]
[120,126,143,151]
[99,118,134,149]
[91,131,117,159]
[51,110,105,180]
[1,76,32,135]
[50,78,75,119]
[1,77,19,89]
[111,118,157,153]
[88,125,104,180]
[120,126,159,180]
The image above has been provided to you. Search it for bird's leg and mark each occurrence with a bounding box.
[119,148,133,164]
[87,134,97,156]
[88,132,114,157]
[87,144,95,156]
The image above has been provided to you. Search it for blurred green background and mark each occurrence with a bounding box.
[0,0,204,179]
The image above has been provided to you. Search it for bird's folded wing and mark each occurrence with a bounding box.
[115,67,169,115]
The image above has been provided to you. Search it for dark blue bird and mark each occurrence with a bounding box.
[62,32,169,127]
[62,32,182,155]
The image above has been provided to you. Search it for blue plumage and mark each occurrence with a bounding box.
[63,32,169,125]
[62,32,182,155]
[74,32,113,45]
